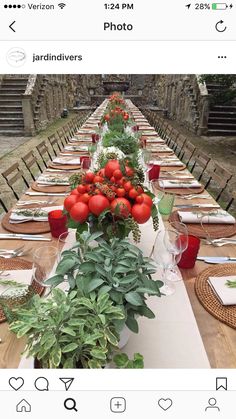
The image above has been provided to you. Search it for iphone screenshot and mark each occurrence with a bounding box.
[0,0,236,418]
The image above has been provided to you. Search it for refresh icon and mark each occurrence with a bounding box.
[215,20,227,32]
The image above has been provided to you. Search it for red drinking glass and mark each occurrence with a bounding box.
[177,235,200,269]
[148,164,160,181]
[48,210,68,239]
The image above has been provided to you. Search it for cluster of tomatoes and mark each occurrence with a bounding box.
[109,93,125,106]
[64,160,153,225]
[103,106,130,123]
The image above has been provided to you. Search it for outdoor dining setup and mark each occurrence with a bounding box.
[0,93,236,369]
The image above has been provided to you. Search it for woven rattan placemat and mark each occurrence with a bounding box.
[195,263,236,329]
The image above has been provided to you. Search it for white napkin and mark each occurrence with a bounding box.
[151,160,183,167]
[64,145,88,151]
[10,205,63,223]
[53,157,80,165]
[159,179,201,189]
[36,175,69,186]
[178,210,236,224]
[69,137,91,143]
[208,276,236,305]
[0,269,33,294]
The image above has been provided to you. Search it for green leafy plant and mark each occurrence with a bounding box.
[10,289,125,369]
[113,352,144,368]
[46,232,163,333]
[102,132,139,155]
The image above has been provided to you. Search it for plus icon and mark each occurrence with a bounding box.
[110,397,126,413]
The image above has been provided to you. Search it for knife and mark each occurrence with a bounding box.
[175,204,220,209]
[197,256,236,264]
[26,192,68,196]
[0,233,51,241]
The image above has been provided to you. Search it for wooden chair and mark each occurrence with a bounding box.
[48,133,63,154]
[36,141,53,168]
[163,125,173,145]
[189,150,211,181]
[205,162,233,202]
[180,141,196,166]
[225,181,236,212]
[175,134,187,158]
[168,128,179,151]
[63,124,72,142]
[0,198,8,214]
[57,128,67,146]
[1,162,30,200]
[22,151,43,181]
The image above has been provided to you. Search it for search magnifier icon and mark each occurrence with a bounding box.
[64,398,78,412]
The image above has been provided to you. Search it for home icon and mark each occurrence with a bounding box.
[16,399,31,413]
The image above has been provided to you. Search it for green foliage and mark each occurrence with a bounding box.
[113,352,144,368]
[9,289,124,369]
[199,75,236,105]
[47,233,163,333]
[103,132,139,155]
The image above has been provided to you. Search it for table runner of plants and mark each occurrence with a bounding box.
[8,94,164,369]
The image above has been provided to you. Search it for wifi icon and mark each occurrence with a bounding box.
[58,3,66,9]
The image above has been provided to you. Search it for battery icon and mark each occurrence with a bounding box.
[212,3,227,9]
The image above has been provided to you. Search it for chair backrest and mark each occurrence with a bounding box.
[175,134,187,157]
[57,128,67,146]
[48,134,63,154]
[36,141,52,167]
[190,150,211,181]
[0,197,8,214]
[205,162,233,201]
[22,151,42,181]
[1,162,29,200]
[181,141,196,165]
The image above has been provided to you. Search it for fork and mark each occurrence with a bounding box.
[0,245,25,254]
[204,238,236,247]
[0,270,10,277]
[16,199,57,206]
[181,195,210,200]
[0,249,28,258]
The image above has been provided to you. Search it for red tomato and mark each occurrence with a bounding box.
[77,184,86,194]
[98,168,105,177]
[64,195,79,212]
[113,169,123,180]
[116,188,126,197]
[125,166,134,177]
[93,175,104,184]
[88,195,110,216]
[110,176,116,184]
[136,186,144,195]
[131,204,151,224]
[78,193,91,204]
[85,171,95,183]
[70,202,89,223]
[129,188,139,200]
[104,160,120,179]
[140,193,153,208]
[71,189,80,196]
[136,195,144,204]
[86,184,94,192]
[110,198,131,218]
[123,181,132,192]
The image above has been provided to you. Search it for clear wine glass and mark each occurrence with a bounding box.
[152,230,175,296]
[31,245,58,296]
[164,222,188,282]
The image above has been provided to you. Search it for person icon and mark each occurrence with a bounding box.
[205,398,220,412]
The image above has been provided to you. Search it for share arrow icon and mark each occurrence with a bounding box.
[59,378,74,391]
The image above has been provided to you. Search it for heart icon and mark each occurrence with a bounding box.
[9,377,24,391]
[158,398,173,411]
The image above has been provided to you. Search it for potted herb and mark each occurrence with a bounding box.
[10,289,125,368]
[46,233,163,338]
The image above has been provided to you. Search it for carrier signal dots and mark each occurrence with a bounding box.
[58,3,66,9]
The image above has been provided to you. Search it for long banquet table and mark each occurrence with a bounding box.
[0,99,236,369]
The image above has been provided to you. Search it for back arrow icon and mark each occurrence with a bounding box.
[215,20,227,33]
[9,21,16,32]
